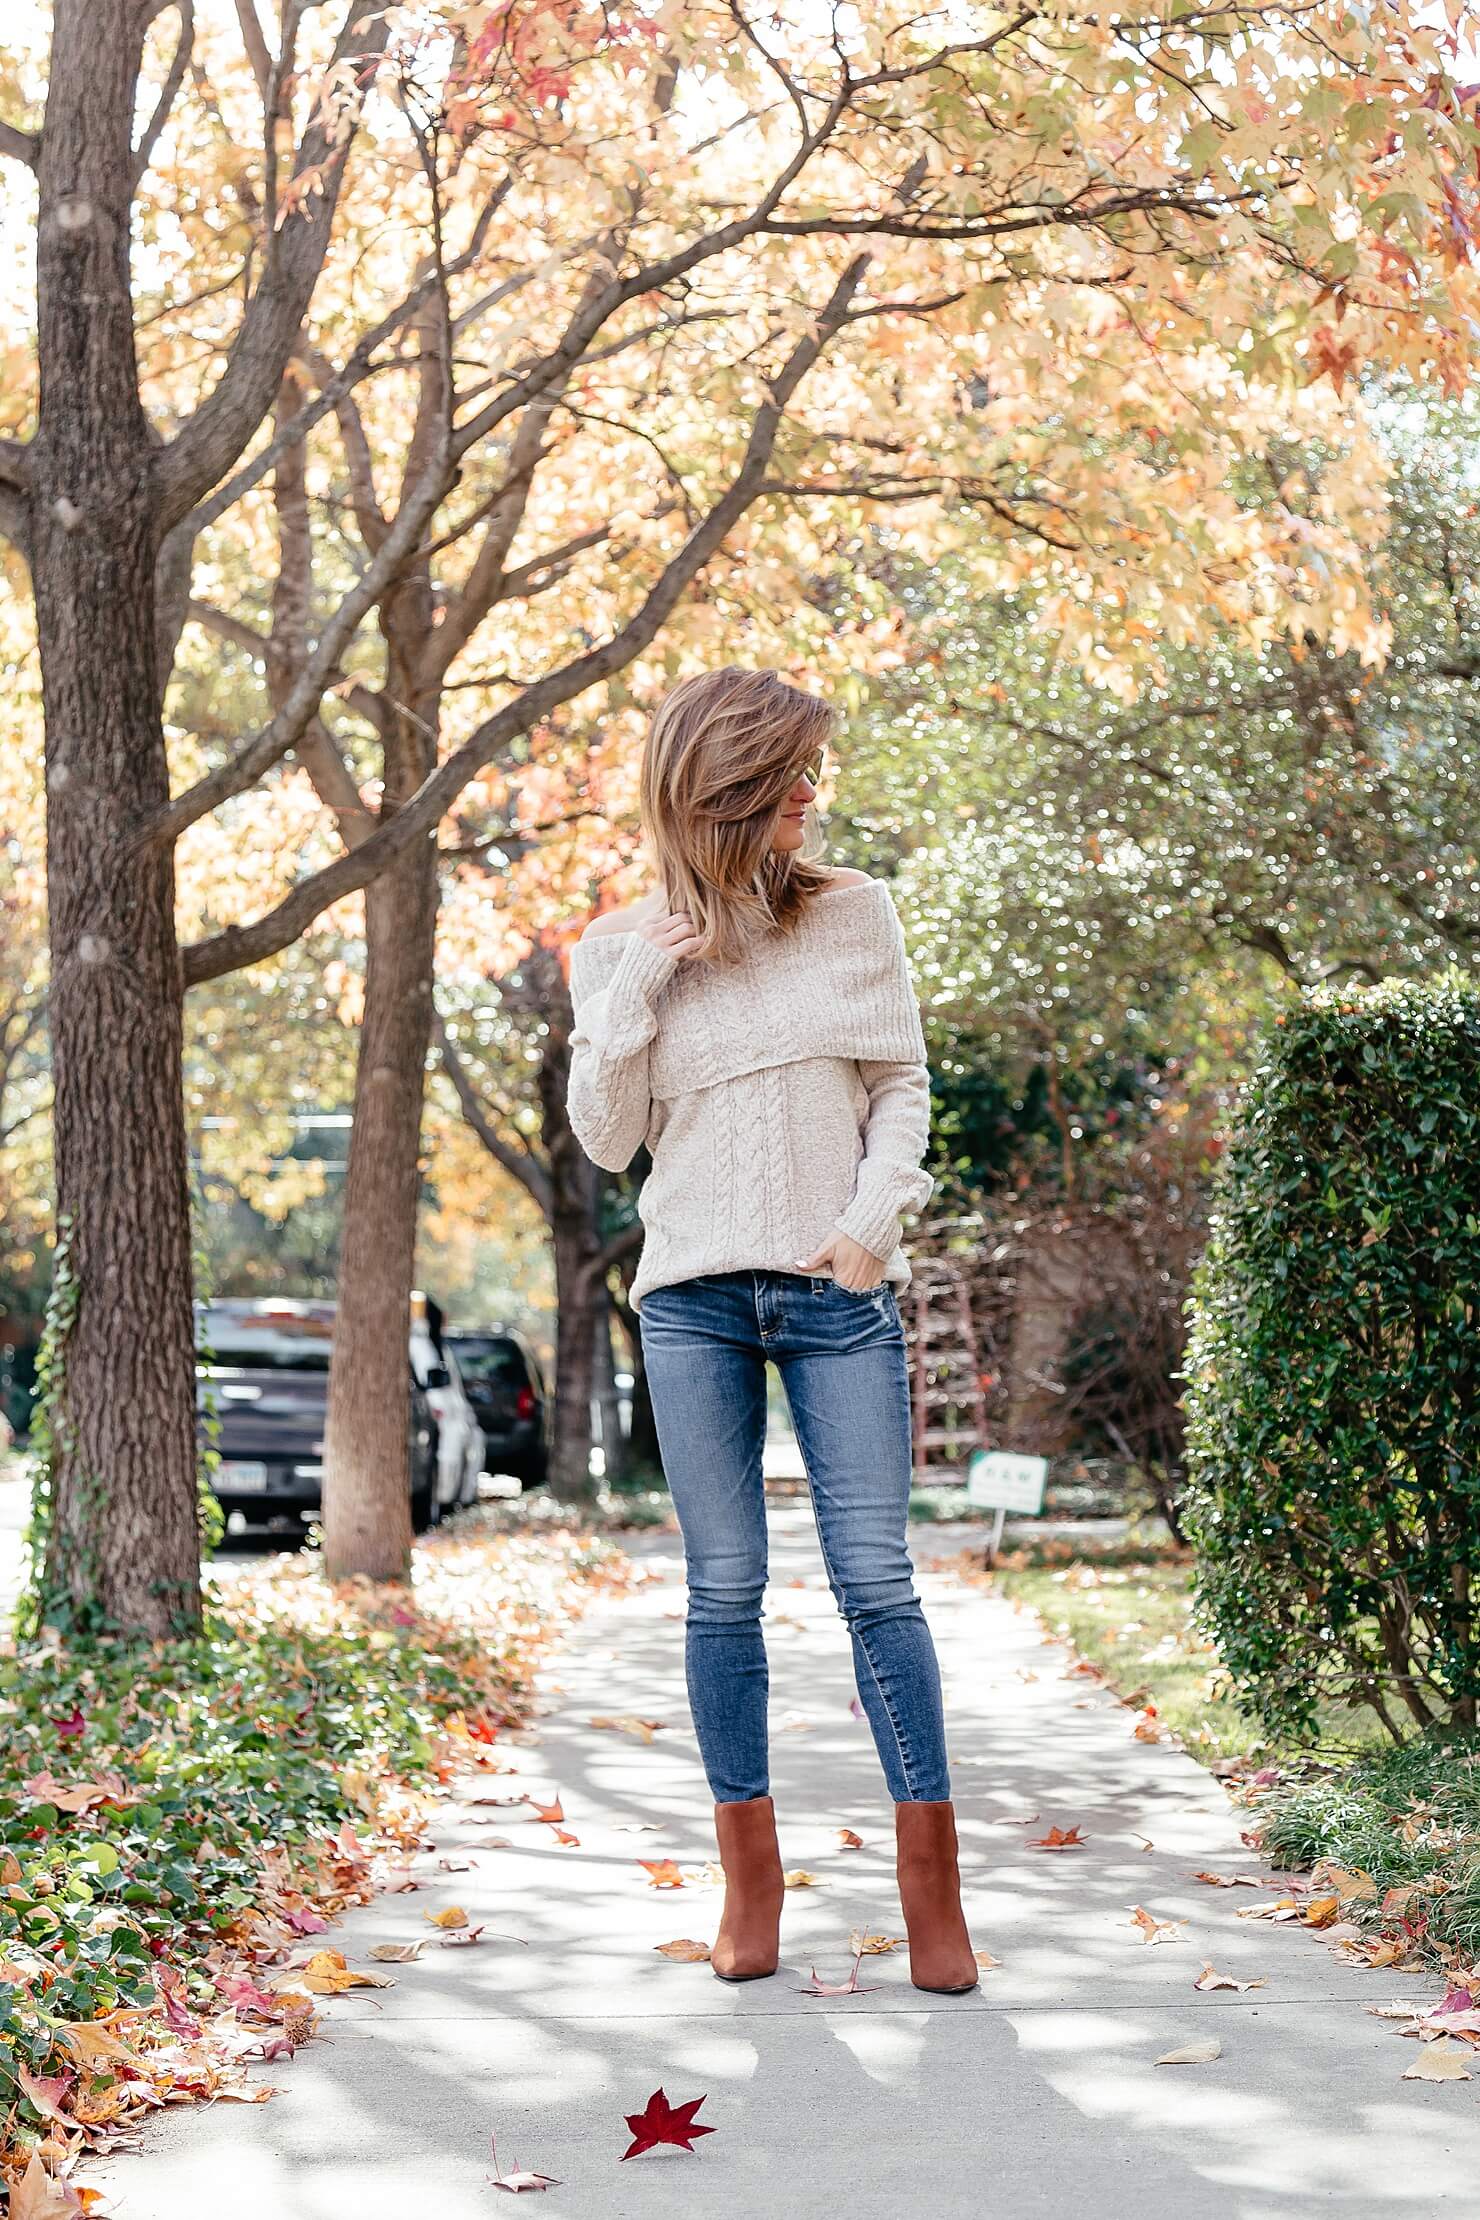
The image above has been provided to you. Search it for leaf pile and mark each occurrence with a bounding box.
[0,1516,627,2203]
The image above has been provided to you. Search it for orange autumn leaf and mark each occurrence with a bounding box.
[835,1828,864,1850]
[526,1799,564,1825]
[639,1859,685,1888]
[1029,1825,1086,1851]
[654,1939,711,1962]
[1130,1906,1185,1946]
[426,1906,470,1929]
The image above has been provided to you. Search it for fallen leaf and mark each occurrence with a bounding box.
[589,1717,667,1744]
[613,1821,664,1834]
[426,1906,469,1929]
[622,2087,715,2160]
[781,1870,821,1888]
[1194,1963,1267,1992]
[1131,1907,1186,1946]
[973,1949,1000,1969]
[1403,2041,1471,2081]
[1320,1864,1378,1902]
[368,1941,425,1962]
[473,1833,515,1848]
[835,1828,864,1850]
[639,1859,685,1889]
[1190,1870,1263,1889]
[1304,1896,1341,1929]
[527,1800,565,1825]
[488,2133,561,2194]
[1157,2038,1222,2065]
[17,2069,74,2125]
[849,1930,904,1955]
[10,2153,84,2219]
[550,1830,580,1847]
[297,1948,393,1992]
[794,1955,881,1996]
[439,1924,488,1947]
[1029,1826,1086,1851]
[654,1939,711,1962]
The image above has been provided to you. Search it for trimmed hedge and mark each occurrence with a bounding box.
[1183,973,1480,1745]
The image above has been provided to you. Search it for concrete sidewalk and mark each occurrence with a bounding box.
[94,1509,1478,2219]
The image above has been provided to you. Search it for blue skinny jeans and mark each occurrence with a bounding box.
[637,1268,951,1805]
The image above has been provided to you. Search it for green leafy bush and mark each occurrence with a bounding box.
[1183,973,1480,1745]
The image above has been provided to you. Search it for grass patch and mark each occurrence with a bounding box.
[990,1549,1266,1764]
[0,1508,627,2192]
[1250,1735,1480,1971]
[989,1545,1393,1770]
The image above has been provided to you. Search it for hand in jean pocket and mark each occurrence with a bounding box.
[793,1230,887,1291]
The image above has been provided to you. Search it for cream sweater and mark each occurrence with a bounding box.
[566,878,935,1307]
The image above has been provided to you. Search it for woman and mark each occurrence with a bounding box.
[566,667,977,1995]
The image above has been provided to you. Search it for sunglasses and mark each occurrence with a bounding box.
[796,742,827,789]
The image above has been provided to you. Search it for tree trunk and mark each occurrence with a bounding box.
[321,631,439,1576]
[592,1288,626,1487]
[549,1221,601,1500]
[536,975,602,1501]
[31,0,200,1634]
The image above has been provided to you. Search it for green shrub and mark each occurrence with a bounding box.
[1182,972,1480,1745]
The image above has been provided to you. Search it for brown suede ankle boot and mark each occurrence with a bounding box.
[895,1800,979,1994]
[711,1795,784,1981]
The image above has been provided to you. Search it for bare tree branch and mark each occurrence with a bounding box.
[434,1014,554,1219]
[133,1,195,184]
[144,439,455,849]
[0,120,39,170]
[232,0,273,99]
[153,0,393,532]
[179,254,870,982]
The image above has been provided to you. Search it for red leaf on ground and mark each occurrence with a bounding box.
[835,1828,864,1850]
[638,1858,685,1888]
[550,1828,579,1846]
[622,2087,715,2159]
[527,1799,564,1825]
[1029,1825,1086,1851]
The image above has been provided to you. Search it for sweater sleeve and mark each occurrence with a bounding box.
[566,934,679,1172]
[833,1058,936,1262]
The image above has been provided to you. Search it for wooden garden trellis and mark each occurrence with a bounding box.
[906,1249,991,1477]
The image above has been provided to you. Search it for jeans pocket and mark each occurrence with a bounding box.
[813,1275,890,1304]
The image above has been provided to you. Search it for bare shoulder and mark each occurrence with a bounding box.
[580,893,665,942]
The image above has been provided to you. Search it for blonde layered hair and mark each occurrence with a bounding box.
[640,668,838,966]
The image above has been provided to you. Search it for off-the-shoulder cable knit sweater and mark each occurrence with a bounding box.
[566,878,935,1308]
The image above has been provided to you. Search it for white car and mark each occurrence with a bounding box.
[410,1305,484,1520]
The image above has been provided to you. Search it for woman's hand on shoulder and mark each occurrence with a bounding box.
[636,910,701,959]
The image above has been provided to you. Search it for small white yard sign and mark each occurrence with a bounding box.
[966,1451,1048,1514]
[966,1451,1048,1563]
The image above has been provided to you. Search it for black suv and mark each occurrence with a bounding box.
[197,1298,442,1532]
[445,1329,549,1487]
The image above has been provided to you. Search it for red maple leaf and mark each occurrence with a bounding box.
[621,2088,715,2160]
